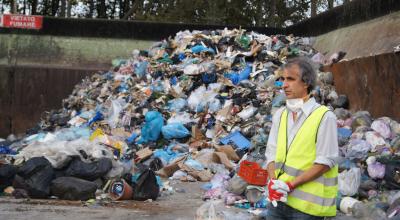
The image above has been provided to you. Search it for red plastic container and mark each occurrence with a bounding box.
[238,160,268,186]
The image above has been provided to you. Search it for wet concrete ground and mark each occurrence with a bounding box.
[0,180,354,220]
[0,181,207,220]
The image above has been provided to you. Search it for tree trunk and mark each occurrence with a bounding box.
[97,0,107,18]
[118,0,123,18]
[51,0,60,16]
[269,0,276,27]
[43,0,51,15]
[122,0,138,20]
[311,0,317,17]
[23,0,26,14]
[60,0,66,17]
[110,0,116,18]
[270,0,276,16]
[142,0,153,20]
[208,0,218,24]
[328,0,334,9]
[255,0,263,26]
[88,0,95,18]
[10,0,16,13]
[67,0,72,17]
[31,0,38,14]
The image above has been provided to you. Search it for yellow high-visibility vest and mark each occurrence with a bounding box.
[274,106,338,217]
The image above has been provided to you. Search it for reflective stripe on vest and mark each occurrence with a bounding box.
[275,162,338,187]
[274,106,338,217]
[291,189,336,207]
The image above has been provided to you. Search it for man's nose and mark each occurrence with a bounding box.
[282,80,289,88]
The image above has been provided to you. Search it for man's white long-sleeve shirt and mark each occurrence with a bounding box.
[265,97,339,168]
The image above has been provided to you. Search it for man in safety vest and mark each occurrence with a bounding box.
[265,57,339,219]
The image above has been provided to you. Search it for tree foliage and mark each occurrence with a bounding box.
[0,0,347,26]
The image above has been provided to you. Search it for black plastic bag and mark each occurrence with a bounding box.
[0,164,17,190]
[65,157,112,181]
[332,94,349,109]
[149,157,163,171]
[51,177,97,200]
[132,169,159,201]
[13,157,55,198]
[383,161,400,190]
[18,157,51,177]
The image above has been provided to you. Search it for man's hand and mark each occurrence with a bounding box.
[271,179,294,193]
[267,179,291,207]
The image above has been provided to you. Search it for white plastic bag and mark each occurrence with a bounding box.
[338,167,361,196]
[188,86,207,110]
[108,99,126,129]
[195,200,223,220]
[371,119,391,139]
[237,105,256,120]
[188,85,219,112]
[167,112,197,124]
[16,138,114,169]
[184,64,202,75]
[345,139,371,160]
[365,131,387,152]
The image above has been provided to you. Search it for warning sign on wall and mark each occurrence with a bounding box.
[0,14,43,30]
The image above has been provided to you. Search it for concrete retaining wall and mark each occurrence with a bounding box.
[312,11,400,60]
[327,52,400,121]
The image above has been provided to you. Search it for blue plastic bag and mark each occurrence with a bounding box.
[151,80,164,92]
[134,61,149,78]
[224,65,252,85]
[87,111,103,126]
[170,76,178,85]
[338,128,352,146]
[184,158,204,171]
[56,127,91,141]
[118,82,129,93]
[191,45,215,54]
[338,128,352,138]
[137,111,164,144]
[161,123,190,139]
[126,133,138,144]
[178,53,186,61]
[153,149,173,165]
[202,72,217,84]
[274,81,283,87]
[0,146,16,155]
[271,93,286,107]
[208,99,221,113]
[153,148,183,165]
[167,98,187,112]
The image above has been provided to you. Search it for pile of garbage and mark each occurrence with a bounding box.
[0,28,398,219]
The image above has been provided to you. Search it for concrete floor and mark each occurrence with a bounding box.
[0,181,206,220]
[0,180,357,220]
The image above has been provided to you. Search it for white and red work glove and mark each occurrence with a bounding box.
[267,178,295,207]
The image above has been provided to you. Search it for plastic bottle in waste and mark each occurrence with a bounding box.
[351,201,369,218]
[340,197,367,218]
[235,202,251,209]
[112,182,124,196]
[254,197,268,208]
